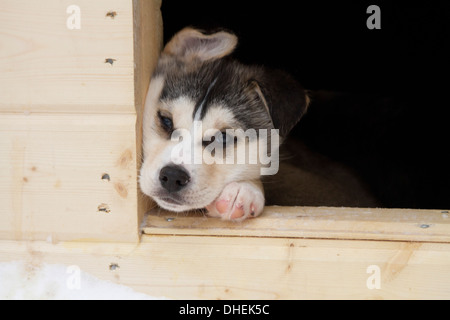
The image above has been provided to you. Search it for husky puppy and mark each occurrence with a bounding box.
[139,28,309,221]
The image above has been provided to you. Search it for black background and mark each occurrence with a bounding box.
[160,0,450,209]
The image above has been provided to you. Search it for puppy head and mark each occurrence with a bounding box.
[140,28,309,212]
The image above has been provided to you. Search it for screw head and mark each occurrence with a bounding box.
[109,263,119,271]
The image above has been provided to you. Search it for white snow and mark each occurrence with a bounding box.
[0,261,165,300]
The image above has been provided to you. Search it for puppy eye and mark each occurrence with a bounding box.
[157,111,173,132]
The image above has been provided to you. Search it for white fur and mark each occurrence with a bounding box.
[139,29,266,220]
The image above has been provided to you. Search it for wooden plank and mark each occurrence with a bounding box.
[0,0,135,113]
[0,113,140,242]
[0,0,162,240]
[133,0,163,223]
[1,235,450,299]
[133,0,163,117]
[143,206,450,243]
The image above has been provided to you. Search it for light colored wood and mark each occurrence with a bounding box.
[0,113,140,242]
[0,0,161,114]
[0,0,162,241]
[133,0,163,223]
[144,206,450,243]
[1,235,450,299]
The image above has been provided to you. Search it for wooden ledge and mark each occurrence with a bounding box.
[143,206,450,243]
[1,206,450,299]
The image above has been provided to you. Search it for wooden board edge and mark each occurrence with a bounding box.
[143,206,450,243]
[1,235,450,299]
[133,0,163,224]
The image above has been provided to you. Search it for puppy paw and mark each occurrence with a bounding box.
[205,181,265,221]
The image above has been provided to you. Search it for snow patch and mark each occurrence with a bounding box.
[0,261,165,300]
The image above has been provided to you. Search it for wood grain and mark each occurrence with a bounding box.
[0,113,140,242]
[0,0,161,113]
[144,206,450,242]
[1,235,450,299]
[0,0,162,241]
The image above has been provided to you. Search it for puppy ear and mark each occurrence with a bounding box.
[163,27,238,61]
[253,69,310,139]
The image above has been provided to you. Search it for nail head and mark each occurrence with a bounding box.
[109,263,119,271]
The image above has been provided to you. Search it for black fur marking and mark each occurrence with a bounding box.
[194,76,218,120]
[156,57,308,137]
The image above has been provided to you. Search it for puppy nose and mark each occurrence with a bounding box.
[159,165,190,193]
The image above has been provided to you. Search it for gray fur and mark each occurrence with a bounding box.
[153,55,308,138]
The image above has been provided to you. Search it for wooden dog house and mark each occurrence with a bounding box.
[1,0,450,299]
